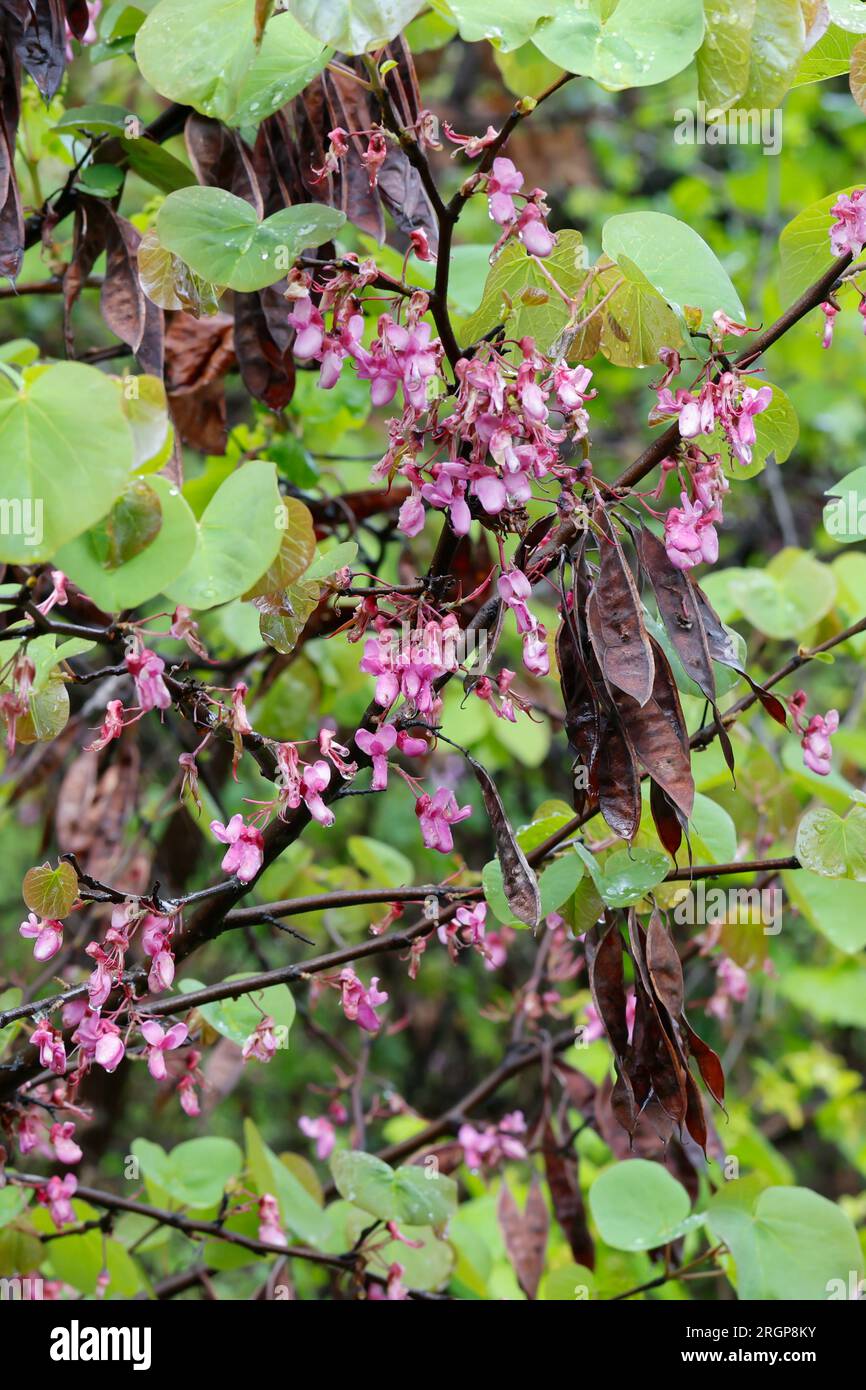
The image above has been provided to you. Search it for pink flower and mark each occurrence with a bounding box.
[32,1020,66,1075]
[242,1016,278,1064]
[415,787,471,853]
[210,814,265,883]
[360,131,388,189]
[299,1115,336,1160]
[288,293,326,360]
[19,913,63,962]
[300,760,335,827]
[498,568,535,634]
[421,461,472,535]
[802,709,839,776]
[94,1021,125,1073]
[339,968,388,1033]
[178,1073,201,1117]
[707,956,750,1021]
[50,1122,82,1165]
[522,626,550,677]
[820,301,838,348]
[354,723,397,790]
[664,492,720,570]
[829,188,866,257]
[258,1193,287,1248]
[486,156,523,225]
[140,1020,188,1080]
[35,570,68,617]
[711,310,753,338]
[125,645,171,712]
[85,698,125,752]
[38,1173,78,1230]
[517,203,555,257]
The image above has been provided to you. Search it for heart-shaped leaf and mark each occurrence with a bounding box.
[796,805,866,881]
[165,462,284,610]
[157,187,345,292]
[23,861,79,918]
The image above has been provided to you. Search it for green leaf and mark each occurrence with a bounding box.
[688,792,738,865]
[778,184,859,304]
[157,187,345,292]
[483,848,583,923]
[122,137,196,193]
[136,0,331,126]
[305,541,359,582]
[77,164,125,198]
[54,103,132,135]
[740,0,805,106]
[460,230,589,353]
[575,843,669,908]
[706,1182,863,1300]
[729,549,836,640]
[592,254,685,368]
[344,1208,454,1290]
[131,1136,243,1209]
[348,835,413,888]
[259,578,321,653]
[178,973,296,1046]
[32,1202,144,1295]
[244,1118,329,1246]
[244,496,318,597]
[827,0,866,33]
[22,860,79,918]
[56,476,197,611]
[0,362,133,563]
[792,23,859,86]
[824,465,866,543]
[795,805,866,882]
[696,0,756,110]
[287,0,426,53]
[533,0,705,90]
[330,1150,457,1232]
[783,869,866,954]
[445,0,557,53]
[0,1187,29,1229]
[693,377,798,481]
[589,1159,695,1250]
[165,461,284,610]
[601,211,745,331]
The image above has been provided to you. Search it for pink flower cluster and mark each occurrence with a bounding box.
[652,353,772,469]
[458,1111,528,1171]
[415,787,471,854]
[360,614,461,714]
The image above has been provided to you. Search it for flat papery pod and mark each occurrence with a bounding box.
[627,912,689,1128]
[635,526,716,703]
[596,712,641,842]
[649,778,685,861]
[645,910,685,1019]
[468,756,541,927]
[679,1014,726,1109]
[556,620,601,791]
[587,509,654,707]
[607,640,695,822]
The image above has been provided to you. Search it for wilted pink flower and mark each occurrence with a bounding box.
[19,913,63,962]
[415,787,471,853]
[711,310,753,338]
[125,645,171,712]
[140,1020,188,1080]
[299,1114,336,1160]
[85,699,125,752]
[360,131,388,188]
[210,814,265,883]
[242,1016,278,1064]
[339,968,388,1033]
[522,625,550,677]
